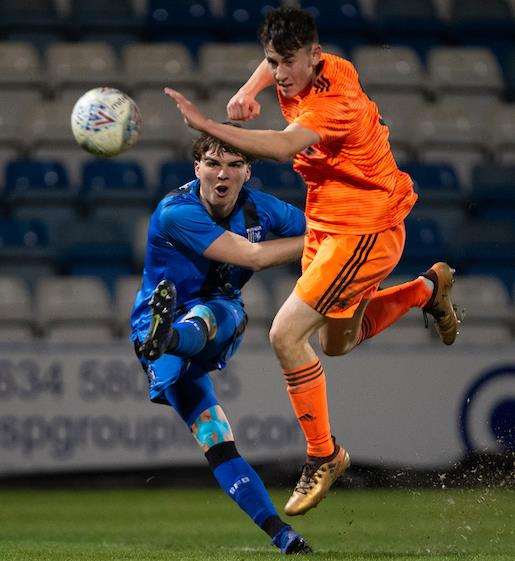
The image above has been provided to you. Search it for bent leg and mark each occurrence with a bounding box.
[355,276,433,345]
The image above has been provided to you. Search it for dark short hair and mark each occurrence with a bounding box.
[192,122,255,164]
[259,6,318,57]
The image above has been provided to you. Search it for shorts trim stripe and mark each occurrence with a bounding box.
[319,233,378,315]
[314,234,368,314]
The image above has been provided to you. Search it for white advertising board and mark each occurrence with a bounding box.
[0,341,513,474]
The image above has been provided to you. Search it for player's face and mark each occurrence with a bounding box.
[264,43,321,98]
[195,149,250,217]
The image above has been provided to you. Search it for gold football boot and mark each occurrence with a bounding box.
[284,442,350,516]
[421,262,461,345]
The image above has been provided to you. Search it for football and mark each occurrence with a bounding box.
[71,87,142,157]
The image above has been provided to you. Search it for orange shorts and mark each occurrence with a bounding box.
[295,223,406,318]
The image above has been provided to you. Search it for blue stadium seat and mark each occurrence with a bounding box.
[5,160,72,206]
[469,164,515,220]
[57,217,133,289]
[501,47,515,101]
[396,217,448,275]
[156,161,195,201]
[0,0,62,33]
[248,162,306,209]
[449,0,514,49]
[70,0,140,30]
[401,162,462,203]
[221,1,280,40]
[373,0,443,60]
[146,0,217,48]
[0,218,48,248]
[81,160,149,208]
[299,1,366,47]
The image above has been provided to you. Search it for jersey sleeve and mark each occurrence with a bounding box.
[254,191,306,237]
[159,202,225,255]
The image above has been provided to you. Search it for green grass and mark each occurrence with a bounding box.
[0,488,513,560]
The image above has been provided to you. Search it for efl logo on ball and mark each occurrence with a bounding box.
[71,87,142,157]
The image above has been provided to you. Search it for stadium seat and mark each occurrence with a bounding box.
[221,0,280,40]
[70,0,141,32]
[299,1,365,47]
[5,160,70,197]
[127,147,181,191]
[36,275,113,330]
[80,159,149,208]
[32,147,90,186]
[401,162,462,202]
[449,0,514,47]
[0,0,62,33]
[56,217,133,280]
[46,42,122,92]
[415,98,488,187]
[114,275,141,337]
[146,0,218,46]
[0,219,52,286]
[352,46,426,94]
[428,47,504,97]
[488,104,515,163]
[0,148,18,186]
[157,161,195,199]
[502,47,515,101]
[399,217,448,274]
[450,219,515,284]
[123,43,197,92]
[0,276,33,332]
[248,161,305,192]
[135,91,196,150]
[373,0,444,58]
[0,42,43,89]
[25,98,78,150]
[0,91,42,149]
[198,43,264,87]
[469,164,515,220]
[371,93,426,157]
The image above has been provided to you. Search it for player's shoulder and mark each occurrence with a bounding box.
[312,53,359,96]
[245,185,285,211]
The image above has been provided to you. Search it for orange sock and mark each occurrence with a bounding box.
[357,277,433,345]
[283,359,334,457]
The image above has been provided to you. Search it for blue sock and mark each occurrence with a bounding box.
[170,319,208,356]
[205,442,280,531]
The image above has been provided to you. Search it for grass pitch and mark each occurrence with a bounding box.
[0,487,513,561]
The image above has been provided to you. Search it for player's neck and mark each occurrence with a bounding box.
[200,195,235,220]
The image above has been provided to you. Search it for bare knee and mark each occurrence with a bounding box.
[269,322,293,358]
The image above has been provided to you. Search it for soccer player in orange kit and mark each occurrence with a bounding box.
[164,6,460,517]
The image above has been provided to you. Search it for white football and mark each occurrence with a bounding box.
[71,87,142,157]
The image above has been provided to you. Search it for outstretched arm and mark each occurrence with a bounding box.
[164,88,320,162]
[204,231,304,272]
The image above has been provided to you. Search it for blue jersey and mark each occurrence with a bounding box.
[130,179,305,342]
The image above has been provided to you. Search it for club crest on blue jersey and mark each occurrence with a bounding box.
[246,226,262,242]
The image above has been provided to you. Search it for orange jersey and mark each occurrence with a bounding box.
[277,53,417,234]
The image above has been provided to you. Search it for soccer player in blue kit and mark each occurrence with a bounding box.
[130,129,312,554]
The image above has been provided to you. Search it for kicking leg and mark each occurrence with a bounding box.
[165,370,311,554]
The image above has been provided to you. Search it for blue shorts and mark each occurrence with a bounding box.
[135,297,247,426]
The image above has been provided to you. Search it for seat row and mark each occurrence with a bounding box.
[0,273,514,346]
[1,41,514,97]
[1,158,514,206]
[0,88,514,186]
[1,212,514,290]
